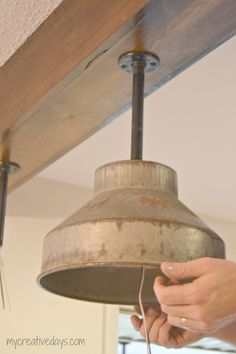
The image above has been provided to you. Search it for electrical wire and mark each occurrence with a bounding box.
[138,267,151,354]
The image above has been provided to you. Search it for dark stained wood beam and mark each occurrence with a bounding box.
[0,0,236,190]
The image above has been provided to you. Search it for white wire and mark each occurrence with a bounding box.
[138,267,151,354]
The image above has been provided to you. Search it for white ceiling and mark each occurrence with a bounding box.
[0,0,62,66]
[39,35,236,222]
[1,0,236,222]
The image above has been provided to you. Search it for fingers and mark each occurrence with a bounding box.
[161,258,214,281]
[148,313,167,344]
[131,307,159,331]
[167,315,217,333]
[161,304,194,318]
[131,308,167,345]
[154,276,196,305]
[131,307,161,339]
[139,308,159,338]
[131,307,206,348]
[158,320,176,347]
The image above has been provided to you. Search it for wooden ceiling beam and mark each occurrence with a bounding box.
[1,0,236,190]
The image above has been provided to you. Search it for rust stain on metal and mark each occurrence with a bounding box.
[116,220,124,232]
[140,248,146,256]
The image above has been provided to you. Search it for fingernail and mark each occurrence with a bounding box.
[166,263,174,271]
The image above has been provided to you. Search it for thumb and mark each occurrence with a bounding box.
[161,258,211,281]
[130,315,142,331]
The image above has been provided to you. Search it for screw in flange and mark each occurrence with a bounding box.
[0,161,21,175]
[118,51,160,74]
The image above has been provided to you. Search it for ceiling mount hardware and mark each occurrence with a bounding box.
[119,51,160,160]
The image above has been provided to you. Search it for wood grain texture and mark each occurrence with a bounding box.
[0,0,236,190]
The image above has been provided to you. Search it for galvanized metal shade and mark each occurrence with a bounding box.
[38,160,225,305]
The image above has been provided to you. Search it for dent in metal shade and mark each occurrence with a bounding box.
[37,160,225,305]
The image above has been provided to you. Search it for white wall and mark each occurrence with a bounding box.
[0,178,118,354]
[0,215,118,354]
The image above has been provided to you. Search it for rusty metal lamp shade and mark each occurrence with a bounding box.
[38,160,225,305]
[37,51,225,305]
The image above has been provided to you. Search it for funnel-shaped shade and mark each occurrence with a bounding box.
[38,160,225,305]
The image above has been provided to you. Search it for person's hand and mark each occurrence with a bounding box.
[130,306,204,348]
[154,257,236,333]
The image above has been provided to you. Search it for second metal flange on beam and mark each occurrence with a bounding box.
[118,51,160,74]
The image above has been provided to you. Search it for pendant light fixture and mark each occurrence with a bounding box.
[38,51,225,305]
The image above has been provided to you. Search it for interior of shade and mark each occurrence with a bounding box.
[39,265,163,305]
